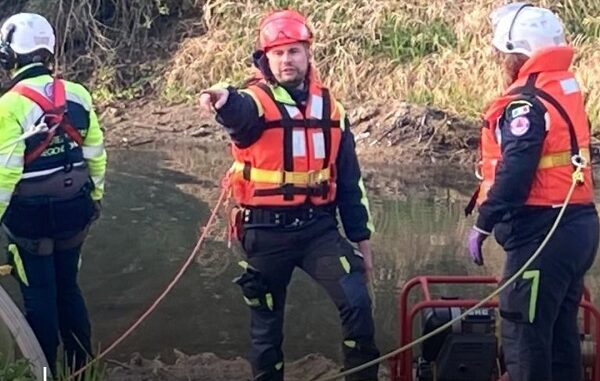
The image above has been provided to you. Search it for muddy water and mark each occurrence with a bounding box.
[2,142,600,368]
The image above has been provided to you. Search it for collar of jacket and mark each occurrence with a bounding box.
[3,63,53,93]
[516,46,574,79]
[282,83,308,105]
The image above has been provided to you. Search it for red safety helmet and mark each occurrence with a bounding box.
[258,10,313,51]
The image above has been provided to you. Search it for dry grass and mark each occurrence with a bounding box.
[163,0,600,124]
[1,0,201,96]
[5,1,599,124]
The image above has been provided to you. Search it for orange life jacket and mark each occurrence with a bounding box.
[229,81,344,207]
[470,46,593,212]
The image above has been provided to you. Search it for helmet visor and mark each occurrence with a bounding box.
[259,18,312,50]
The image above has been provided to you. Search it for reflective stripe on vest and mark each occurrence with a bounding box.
[230,82,343,207]
[21,161,86,180]
[229,160,331,185]
[538,147,590,170]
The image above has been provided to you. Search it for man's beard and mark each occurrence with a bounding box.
[278,75,305,88]
[277,68,306,88]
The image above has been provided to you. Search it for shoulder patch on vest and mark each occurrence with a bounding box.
[511,104,530,118]
[509,116,530,136]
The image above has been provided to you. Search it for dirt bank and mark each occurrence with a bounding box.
[101,98,484,194]
[102,99,478,162]
[106,351,391,381]
[102,98,600,196]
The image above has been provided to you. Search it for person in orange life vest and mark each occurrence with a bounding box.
[465,3,598,381]
[200,9,379,381]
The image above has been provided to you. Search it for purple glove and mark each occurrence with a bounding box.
[466,227,489,266]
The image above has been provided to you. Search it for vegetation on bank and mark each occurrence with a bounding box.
[0,352,106,381]
[0,0,201,102]
[1,355,35,381]
[1,0,599,124]
[172,0,599,122]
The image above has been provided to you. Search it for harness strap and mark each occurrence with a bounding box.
[12,78,83,164]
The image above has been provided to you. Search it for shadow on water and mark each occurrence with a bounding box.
[2,141,600,367]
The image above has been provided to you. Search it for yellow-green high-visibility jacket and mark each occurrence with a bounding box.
[0,63,106,219]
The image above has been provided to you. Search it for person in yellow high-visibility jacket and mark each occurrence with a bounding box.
[0,12,106,376]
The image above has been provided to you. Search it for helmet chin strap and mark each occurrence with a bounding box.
[505,3,533,51]
[252,49,277,84]
[50,37,59,76]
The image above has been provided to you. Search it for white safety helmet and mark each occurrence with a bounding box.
[490,3,566,57]
[0,13,55,55]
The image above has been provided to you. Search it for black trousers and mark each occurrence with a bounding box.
[235,214,379,381]
[499,209,599,381]
[3,190,96,376]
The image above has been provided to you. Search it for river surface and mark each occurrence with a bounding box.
[1,142,599,367]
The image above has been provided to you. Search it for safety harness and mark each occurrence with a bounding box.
[11,76,83,165]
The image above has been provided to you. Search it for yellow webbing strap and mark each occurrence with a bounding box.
[230,161,331,185]
[538,148,590,170]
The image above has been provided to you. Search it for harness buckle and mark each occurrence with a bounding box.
[307,169,328,186]
[571,152,587,185]
[571,152,587,169]
[273,212,282,225]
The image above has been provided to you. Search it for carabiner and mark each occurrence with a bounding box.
[571,153,587,169]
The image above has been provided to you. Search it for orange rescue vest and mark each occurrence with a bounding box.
[471,46,593,211]
[229,81,344,207]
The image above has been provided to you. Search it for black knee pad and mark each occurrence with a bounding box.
[339,271,371,310]
[233,261,274,311]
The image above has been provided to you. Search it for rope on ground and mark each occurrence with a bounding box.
[69,186,228,380]
[313,166,583,381]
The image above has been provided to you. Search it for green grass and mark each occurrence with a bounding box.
[0,353,106,381]
[54,360,107,381]
[556,0,600,41]
[374,16,457,63]
[0,355,35,381]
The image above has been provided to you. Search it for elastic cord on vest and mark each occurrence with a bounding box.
[312,162,586,381]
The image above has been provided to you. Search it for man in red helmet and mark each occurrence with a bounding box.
[200,9,379,381]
